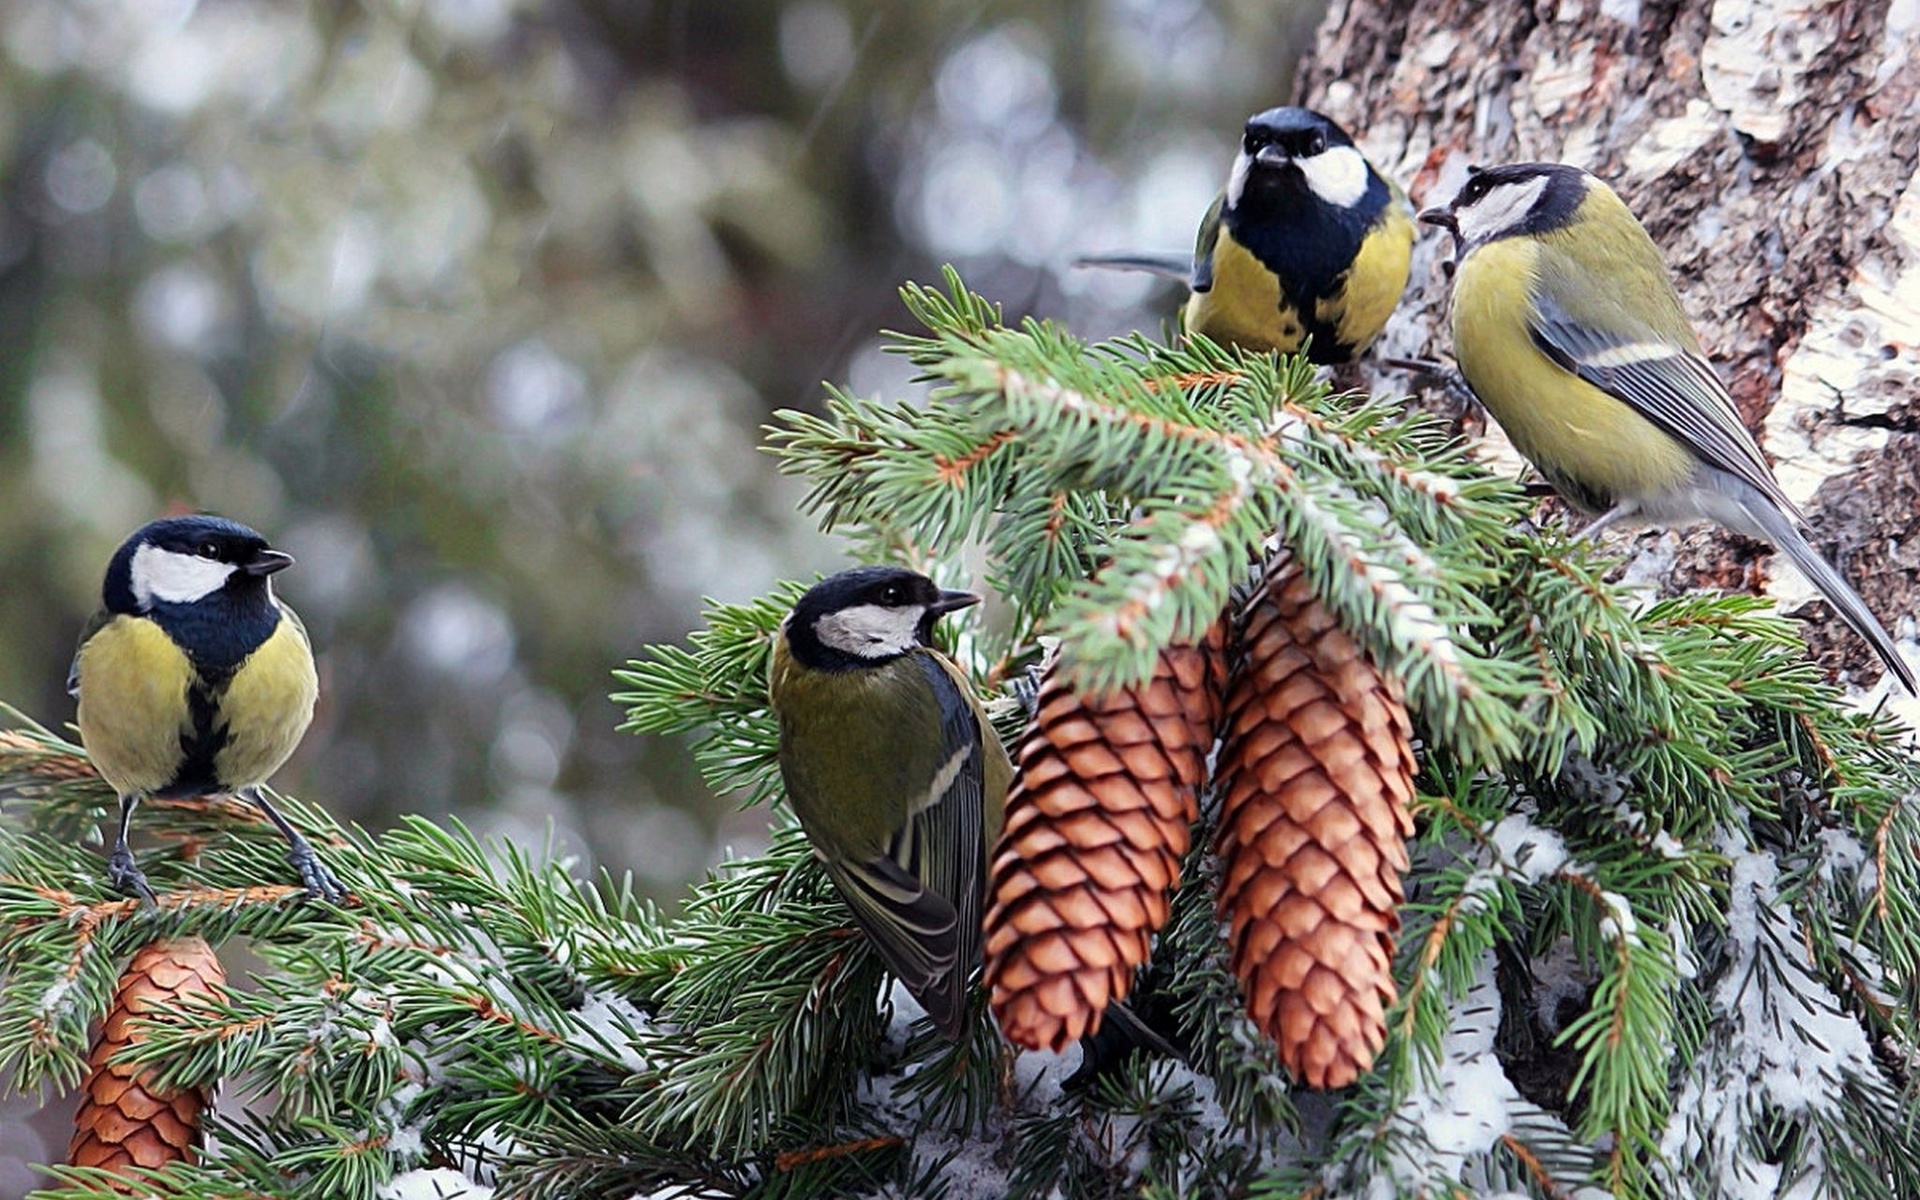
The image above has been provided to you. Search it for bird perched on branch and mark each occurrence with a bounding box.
[70,515,345,901]
[1078,105,1414,363]
[768,566,1012,1037]
[1421,161,1915,691]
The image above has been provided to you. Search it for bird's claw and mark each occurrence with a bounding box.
[106,844,158,904]
[288,841,349,904]
[1010,662,1047,719]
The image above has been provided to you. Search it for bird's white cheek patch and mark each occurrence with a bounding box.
[817,604,925,658]
[130,544,236,606]
[1456,176,1550,246]
[1300,145,1370,208]
[1226,150,1254,210]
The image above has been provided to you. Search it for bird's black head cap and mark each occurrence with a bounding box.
[1223,106,1391,354]
[785,565,977,672]
[1419,161,1586,252]
[103,514,287,615]
[1241,106,1355,159]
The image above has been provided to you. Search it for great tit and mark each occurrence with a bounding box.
[1079,105,1415,363]
[768,566,1014,1037]
[69,515,346,901]
[1421,162,1915,691]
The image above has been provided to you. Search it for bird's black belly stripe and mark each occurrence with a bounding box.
[156,677,232,798]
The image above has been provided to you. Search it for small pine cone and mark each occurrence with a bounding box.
[985,622,1227,1051]
[1216,554,1416,1090]
[70,937,227,1175]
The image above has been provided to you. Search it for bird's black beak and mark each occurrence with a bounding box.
[1417,206,1456,231]
[929,589,980,617]
[1253,144,1290,169]
[243,549,295,577]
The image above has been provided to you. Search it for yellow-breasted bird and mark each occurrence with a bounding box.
[69,515,346,900]
[1421,162,1915,691]
[768,566,1013,1037]
[1079,105,1414,363]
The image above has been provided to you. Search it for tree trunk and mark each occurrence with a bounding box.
[1304,0,1920,686]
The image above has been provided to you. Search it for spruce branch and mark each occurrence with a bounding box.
[5,267,1920,1199]
[1653,838,1920,1199]
[623,828,893,1158]
[775,272,1543,762]
[613,587,797,809]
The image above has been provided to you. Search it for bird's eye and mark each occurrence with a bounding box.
[1306,131,1326,155]
[197,542,221,559]
[880,585,904,605]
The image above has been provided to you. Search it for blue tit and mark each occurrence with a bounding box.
[1079,105,1415,363]
[1421,162,1915,691]
[768,565,1014,1037]
[69,515,345,901]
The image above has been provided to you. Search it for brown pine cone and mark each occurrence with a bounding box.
[1216,553,1416,1089]
[70,937,227,1175]
[984,621,1227,1051]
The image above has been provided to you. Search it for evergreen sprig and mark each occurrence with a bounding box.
[775,269,1540,764]
[612,585,798,809]
[2,270,1918,1200]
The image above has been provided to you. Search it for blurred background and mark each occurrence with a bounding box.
[0,0,1326,907]
[0,0,1325,1186]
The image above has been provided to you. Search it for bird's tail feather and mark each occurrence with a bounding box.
[1071,251,1194,281]
[1744,498,1916,693]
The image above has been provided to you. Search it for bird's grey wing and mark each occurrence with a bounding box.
[902,652,988,972]
[827,652,988,1036]
[1190,193,1225,293]
[1527,279,1805,524]
[821,851,962,1031]
[66,609,112,698]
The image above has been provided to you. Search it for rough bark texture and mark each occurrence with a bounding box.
[1303,0,1920,690]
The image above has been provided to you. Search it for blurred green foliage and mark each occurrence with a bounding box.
[0,0,1319,898]
[0,2,1319,1188]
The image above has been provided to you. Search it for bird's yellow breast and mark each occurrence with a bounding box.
[1331,203,1414,353]
[1186,235,1302,353]
[216,613,318,788]
[76,616,196,797]
[1185,207,1412,359]
[1451,237,1695,507]
[75,609,317,798]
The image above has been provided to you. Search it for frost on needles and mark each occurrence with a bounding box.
[0,269,1917,1200]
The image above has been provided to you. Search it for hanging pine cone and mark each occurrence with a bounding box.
[1216,552,1416,1090]
[984,622,1227,1051]
[70,937,227,1176]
